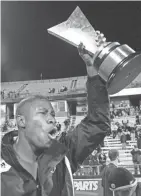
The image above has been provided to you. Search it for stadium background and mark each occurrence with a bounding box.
[1,73,141,196]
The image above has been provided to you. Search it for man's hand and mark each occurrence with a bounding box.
[78,42,98,77]
[78,31,107,78]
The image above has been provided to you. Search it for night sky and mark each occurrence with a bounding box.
[1,1,141,82]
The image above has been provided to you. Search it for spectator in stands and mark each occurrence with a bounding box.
[131,145,141,175]
[135,126,140,140]
[110,111,114,119]
[48,88,55,93]
[131,126,136,141]
[108,167,141,196]
[126,130,131,141]
[1,42,111,196]
[60,86,68,92]
[7,92,10,98]
[98,148,107,173]
[56,122,61,131]
[89,150,99,176]
[63,118,70,132]
[101,149,119,196]
[48,88,51,93]
[117,123,122,139]
[120,130,127,149]
[52,88,55,93]
[136,115,140,125]
[112,122,118,139]
[2,121,8,132]
[137,134,141,149]
[1,90,5,99]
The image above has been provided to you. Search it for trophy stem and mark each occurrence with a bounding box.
[95,43,135,82]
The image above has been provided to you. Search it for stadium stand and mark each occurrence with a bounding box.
[21,79,72,95]
[75,76,87,90]
[1,82,28,96]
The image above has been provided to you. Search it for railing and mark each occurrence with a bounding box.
[73,164,141,177]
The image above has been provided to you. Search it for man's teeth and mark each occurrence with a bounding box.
[49,129,58,139]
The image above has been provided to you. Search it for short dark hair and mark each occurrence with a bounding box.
[16,95,49,116]
[108,149,119,161]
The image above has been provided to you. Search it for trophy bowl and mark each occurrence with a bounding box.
[47,6,141,94]
[93,42,141,94]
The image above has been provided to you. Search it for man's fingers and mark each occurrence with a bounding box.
[95,30,107,47]
[78,42,86,55]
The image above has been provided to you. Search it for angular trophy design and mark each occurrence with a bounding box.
[47,6,141,94]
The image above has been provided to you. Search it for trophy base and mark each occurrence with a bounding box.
[107,53,141,94]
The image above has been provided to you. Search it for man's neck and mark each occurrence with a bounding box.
[13,136,37,164]
[13,136,40,180]
[110,160,118,167]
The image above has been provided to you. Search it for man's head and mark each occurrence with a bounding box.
[16,95,58,150]
[108,149,119,162]
[108,167,137,196]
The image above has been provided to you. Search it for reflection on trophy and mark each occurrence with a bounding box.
[47,6,141,94]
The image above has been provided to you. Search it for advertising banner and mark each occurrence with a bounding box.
[74,178,103,196]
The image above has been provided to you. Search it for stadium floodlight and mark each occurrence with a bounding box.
[47,6,141,95]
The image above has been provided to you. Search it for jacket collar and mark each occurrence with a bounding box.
[1,131,68,177]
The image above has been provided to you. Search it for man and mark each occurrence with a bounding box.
[89,150,99,176]
[101,149,119,196]
[1,43,110,196]
[112,122,118,139]
[120,130,127,149]
[117,123,122,139]
[131,145,141,175]
[98,148,107,173]
[137,133,141,149]
[108,167,141,196]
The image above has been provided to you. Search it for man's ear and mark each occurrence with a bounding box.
[16,115,26,128]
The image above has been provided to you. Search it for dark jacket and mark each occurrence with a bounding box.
[110,181,141,196]
[137,137,141,149]
[101,163,117,196]
[1,75,110,196]
[120,133,127,143]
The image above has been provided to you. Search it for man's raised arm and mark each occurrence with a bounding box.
[63,42,111,173]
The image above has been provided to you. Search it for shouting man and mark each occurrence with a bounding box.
[1,43,110,196]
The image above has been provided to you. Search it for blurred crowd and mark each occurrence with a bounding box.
[1,90,30,99]
[111,119,141,150]
[110,101,141,118]
[73,145,107,176]
[1,85,68,100]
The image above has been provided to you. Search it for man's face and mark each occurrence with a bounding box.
[24,99,57,149]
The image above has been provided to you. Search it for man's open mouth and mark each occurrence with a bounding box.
[48,128,58,139]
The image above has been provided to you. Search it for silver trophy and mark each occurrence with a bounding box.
[47,6,141,94]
